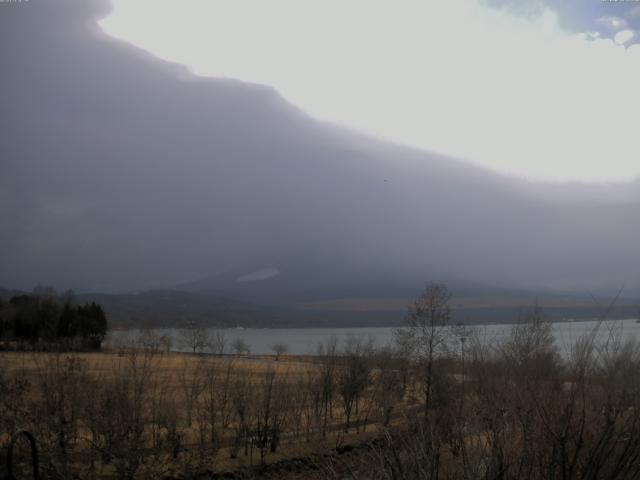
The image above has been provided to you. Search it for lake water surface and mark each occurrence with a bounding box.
[108,318,640,356]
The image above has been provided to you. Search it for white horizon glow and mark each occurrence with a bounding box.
[100,0,640,182]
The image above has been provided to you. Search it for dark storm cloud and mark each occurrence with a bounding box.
[0,0,638,298]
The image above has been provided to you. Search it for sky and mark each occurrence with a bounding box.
[100,0,640,182]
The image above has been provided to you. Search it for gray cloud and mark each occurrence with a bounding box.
[0,0,638,300]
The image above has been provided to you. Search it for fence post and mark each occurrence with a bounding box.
[5,430,38,480]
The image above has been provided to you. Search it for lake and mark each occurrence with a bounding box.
[107,318,640,356]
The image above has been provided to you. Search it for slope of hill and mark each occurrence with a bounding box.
[2,286,637,328]
[1,0,638,302]
[80,290,640,328]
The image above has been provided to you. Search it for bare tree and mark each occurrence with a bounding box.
[199,359,235,448]
[178,356,206,427]
[395,282,452,416]
[210,328,227,356]
[229,371,253,459]
[501,304,559,382]
[338,337,372,432]
[179,321,211,354]
[158,333,173,353]
[85,349,158,480]
[271,342,289,360]
[0,353,30,441]
[30,353,88,478]
[372,347,406,427]
[137,327,162,353]
[231,338,251,356]
[317,337,339,437]
[301,367,323,442]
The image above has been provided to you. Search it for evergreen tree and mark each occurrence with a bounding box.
[3,290,108,350]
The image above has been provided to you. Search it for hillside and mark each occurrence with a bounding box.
[1,0,639,302]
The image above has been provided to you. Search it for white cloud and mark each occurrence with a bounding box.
[614,29,635,45]
[100,0,640,181]
[597,15,628,31]
[584,31,601,41]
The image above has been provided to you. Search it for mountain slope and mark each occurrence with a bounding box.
[1,0,638,300]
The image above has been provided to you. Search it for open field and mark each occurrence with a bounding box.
[5,305,640,479]
[0,350,314,379]
[0,346,417,479]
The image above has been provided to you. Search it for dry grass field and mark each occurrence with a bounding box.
[0,347,410,479]
[4,293,640,479]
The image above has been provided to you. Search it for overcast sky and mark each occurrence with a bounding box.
[100,0,640,182]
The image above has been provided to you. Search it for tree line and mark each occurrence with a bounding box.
[0,287,108,350]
